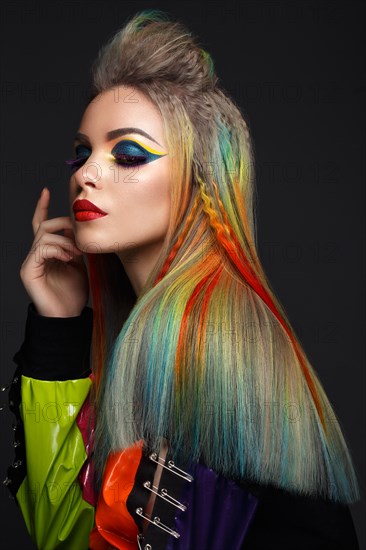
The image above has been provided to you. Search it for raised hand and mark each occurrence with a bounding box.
[19,187,90,317]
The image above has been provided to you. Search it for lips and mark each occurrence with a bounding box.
[73,199,107,215]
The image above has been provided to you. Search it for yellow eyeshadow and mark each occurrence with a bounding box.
[115,137,167,155]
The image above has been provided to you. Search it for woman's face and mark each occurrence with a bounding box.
[68,85,171,265]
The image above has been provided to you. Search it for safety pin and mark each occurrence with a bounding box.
[148,452,194,482]
[1,376,18,392]
[136,507,180,539]
[137,533,151,550]
[143,480,187,511]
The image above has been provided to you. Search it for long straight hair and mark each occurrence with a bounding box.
[83,9,360,503]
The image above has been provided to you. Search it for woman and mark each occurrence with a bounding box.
[3,9,360,549]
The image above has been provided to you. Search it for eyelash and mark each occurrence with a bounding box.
[65,153,147,171]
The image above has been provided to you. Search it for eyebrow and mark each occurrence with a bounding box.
[74,127,163,148]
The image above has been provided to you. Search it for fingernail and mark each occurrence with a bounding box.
[40,186,48,196]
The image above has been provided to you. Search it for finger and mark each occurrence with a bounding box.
[32,187,50,237]
[32,234,82,258]
[32,216,75,239]
[21,242,76,273]
[42,246,75,263]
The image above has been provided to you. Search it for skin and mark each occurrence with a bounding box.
[69,85,170,524]
[21,85,171,316]
[21,85,171,527]
[69,85,171,297]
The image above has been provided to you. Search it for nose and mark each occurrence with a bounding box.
[71,158,104,192]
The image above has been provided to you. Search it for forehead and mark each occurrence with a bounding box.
[79,85,165,144]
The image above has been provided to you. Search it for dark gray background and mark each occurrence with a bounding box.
[0,0,364,548]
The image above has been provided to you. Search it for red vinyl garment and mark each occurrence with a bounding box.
[89,443,143,550]
[4,302,361,550]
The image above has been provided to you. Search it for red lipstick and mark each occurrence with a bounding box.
[73,199,108,222]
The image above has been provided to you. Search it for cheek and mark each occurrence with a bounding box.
[117,163,170,223]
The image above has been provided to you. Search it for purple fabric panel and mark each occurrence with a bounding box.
[166,462,259,550]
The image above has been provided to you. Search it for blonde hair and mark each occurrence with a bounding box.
[83,9,360,503]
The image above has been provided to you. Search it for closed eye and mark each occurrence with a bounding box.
[65,153,147,171]
[65,139,166,172]
[111,139,164,167]
[113,153,148,167]
[65,144,91,172]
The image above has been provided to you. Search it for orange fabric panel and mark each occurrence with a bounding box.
[89,442,143,550]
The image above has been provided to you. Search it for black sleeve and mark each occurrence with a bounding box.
[243,484,359,550]
[3,301,94,501]
[13,301,94,381]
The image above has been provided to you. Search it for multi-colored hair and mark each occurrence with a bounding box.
[82,9,360,503]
